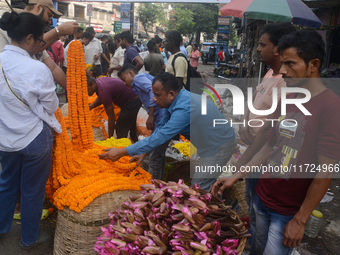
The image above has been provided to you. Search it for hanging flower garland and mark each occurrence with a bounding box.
[46,41,152,213]
[67,40,93,150]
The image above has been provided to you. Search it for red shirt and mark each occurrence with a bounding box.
[217,51,224,61]
[51,41,64,66]
[96,77,137,108]
[256,89,340,215]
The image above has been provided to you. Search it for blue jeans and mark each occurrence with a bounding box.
[148,140,170,180]
[245,177,259,255]
[253,193,294,255]
[0,123,53,246]
[191,140,236,191]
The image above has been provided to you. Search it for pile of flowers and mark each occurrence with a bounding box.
[46,40,151,213]
[95,180,247,254]
[172,142,197,158]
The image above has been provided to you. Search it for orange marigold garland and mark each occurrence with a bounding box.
[46,41,152,213]
[66,40,93,150]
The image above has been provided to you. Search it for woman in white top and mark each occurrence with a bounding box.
[0,11,61,248]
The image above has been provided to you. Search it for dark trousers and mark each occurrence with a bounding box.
[95,65,103,77]
[116,97,142,143]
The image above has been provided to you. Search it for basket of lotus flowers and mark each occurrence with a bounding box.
[95,179,249,255]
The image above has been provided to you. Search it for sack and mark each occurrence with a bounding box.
[171,53,203,94]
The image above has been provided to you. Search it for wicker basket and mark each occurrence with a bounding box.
[229,207,247,254]
[53,190,141,255]
[231,179,249,218]
[199,189,247,254]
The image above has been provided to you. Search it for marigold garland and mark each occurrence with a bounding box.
[88,94,121,122]
[46,41,152,213]
[66,40,93,150]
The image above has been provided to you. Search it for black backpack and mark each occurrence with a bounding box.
[171,53,203,94]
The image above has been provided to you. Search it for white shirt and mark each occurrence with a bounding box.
[0,45,61,152]
[110,46,125,78]
[85,37,102,65]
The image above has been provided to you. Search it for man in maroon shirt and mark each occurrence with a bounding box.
[87,76,142,142]
[212,30,340,255]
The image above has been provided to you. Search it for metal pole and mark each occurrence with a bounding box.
[131,3,134,36]
[258,62,262,85]
[89,16,91,27]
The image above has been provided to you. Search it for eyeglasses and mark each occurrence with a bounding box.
[38,38,47,48]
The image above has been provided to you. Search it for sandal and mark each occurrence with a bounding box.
[13,209,50,220]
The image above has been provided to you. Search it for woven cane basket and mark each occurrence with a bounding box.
[53,190,141,255]
[231,179,249,218]
[198,189,247,254]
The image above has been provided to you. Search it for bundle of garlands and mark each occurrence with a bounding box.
[46,40,151,213]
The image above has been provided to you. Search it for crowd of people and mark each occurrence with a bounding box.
[0,1,339,254]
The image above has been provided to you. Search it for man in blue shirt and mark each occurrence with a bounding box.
[99,72,236,190]
[118,64,167,180]
[119,31,144,72]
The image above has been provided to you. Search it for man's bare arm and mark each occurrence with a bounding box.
[283,155,335,248]
[133,56,144,72]
[42,22,79,50]
[43,57,67,90]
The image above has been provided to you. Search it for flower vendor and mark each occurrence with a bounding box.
[87,75,142,142]
[118,63,167,180]
[99,72,236,191]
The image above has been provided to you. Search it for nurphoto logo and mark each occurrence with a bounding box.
[201,84,311,128]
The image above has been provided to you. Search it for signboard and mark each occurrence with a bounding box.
[217,31,229,43]
[121,3,131,23]
[218,24,229,31]
[86,4,92,17]
[218,17,230,25]
[216,16,230,67]
[115,21,122,32]
[122,23,130,30]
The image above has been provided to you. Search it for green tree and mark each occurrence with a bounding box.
[137,3,164,39]
[168,8,195,36]
[171,4,219,45]
[229,17,240,46]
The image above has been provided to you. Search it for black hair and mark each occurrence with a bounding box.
[81,31,94,41]
[147,40,156,51]
[219,45,223,50]
[0,12,44,42]
[153,72,181,93]
[119,31,134,44]
[278,30,325,72]
[86,74,96,87]
[102,35,109,40]
[193,44,198,48]
[165,30,182,48]
[114,33,121,42]
[118,63,137,77]
[85,26,95,35]
[76,27,84,33]
[108,38,117,55]
[154,35,162,44]
[259,22,296,46]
